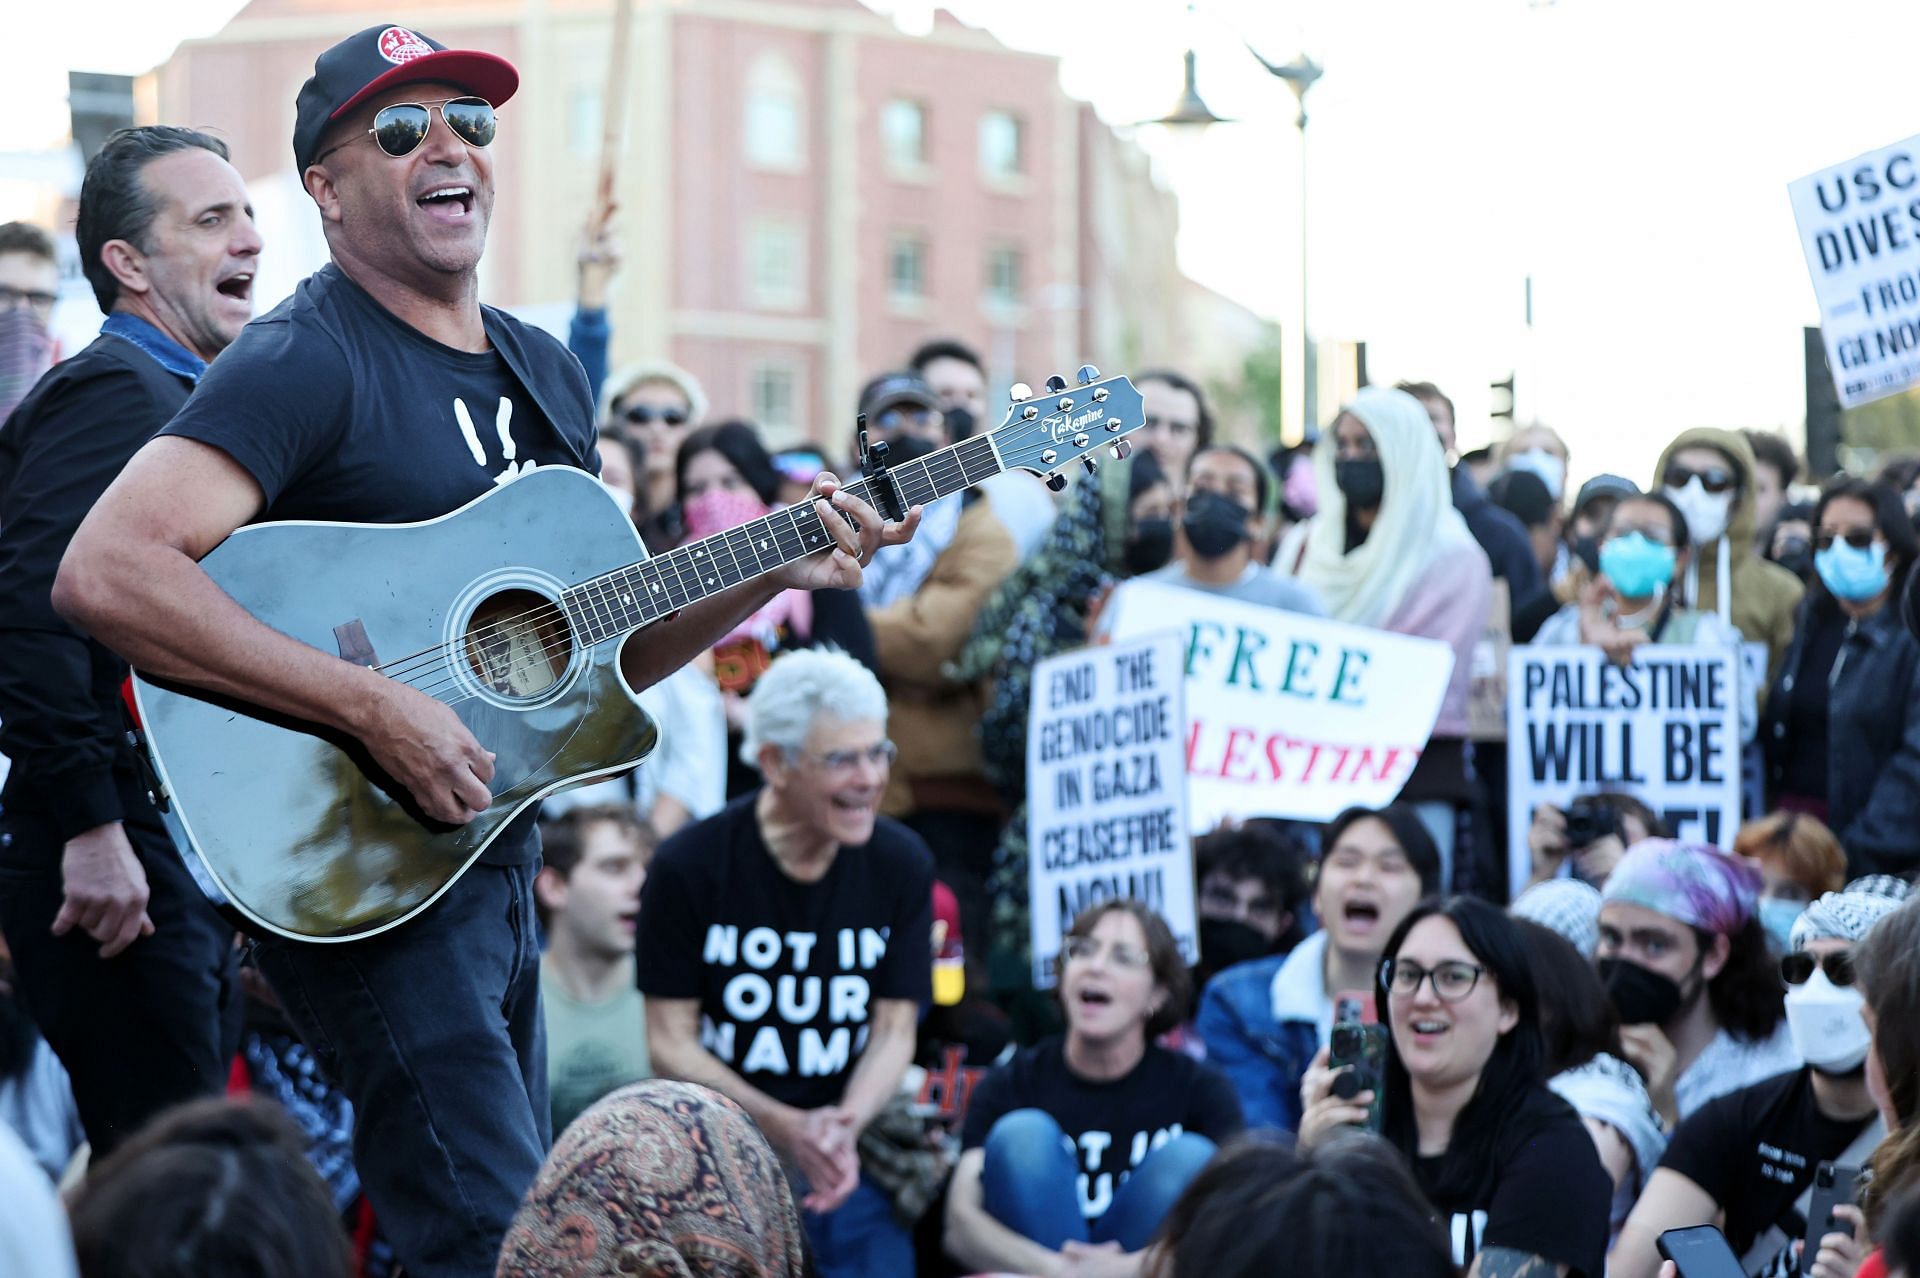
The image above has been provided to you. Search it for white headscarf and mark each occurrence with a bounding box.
[1289,386,1479,627]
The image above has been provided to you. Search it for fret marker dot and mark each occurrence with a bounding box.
[706,576,715,585]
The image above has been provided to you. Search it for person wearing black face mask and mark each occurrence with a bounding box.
[1595,840,1795,1129]
[1138,445,1324,616]
[1190,822,1312,991]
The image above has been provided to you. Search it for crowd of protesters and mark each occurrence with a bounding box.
[9,23,1920,1278]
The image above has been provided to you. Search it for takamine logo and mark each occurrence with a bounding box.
[1045,405,1107,443]
[377,27,436,64]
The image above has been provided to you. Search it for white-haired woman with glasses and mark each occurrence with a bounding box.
[637,648,934,1277]
[944,901,1243,1278]
[1300,896,1612,1278]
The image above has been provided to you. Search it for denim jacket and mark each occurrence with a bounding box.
[1192,932,1329,1131]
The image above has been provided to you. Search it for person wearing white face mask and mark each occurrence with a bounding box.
[1764,478,1920,880]
[1611,878,1909,1278]
[1652,429,1806,687]
[1501,422,1572,505]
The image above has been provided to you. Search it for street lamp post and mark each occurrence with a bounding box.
[1150,38,1323,444]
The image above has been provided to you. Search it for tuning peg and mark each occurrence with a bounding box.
[1110,439,1133,461]
[1009,382,1033,402]
[1076,364,1101,386]
[1081,457,1099,476]
[1045,374,1068,393]
[1045,473,1069,492]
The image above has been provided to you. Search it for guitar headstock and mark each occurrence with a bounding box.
[984,365,1146,492]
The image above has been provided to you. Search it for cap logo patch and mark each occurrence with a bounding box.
[377,27,435,64]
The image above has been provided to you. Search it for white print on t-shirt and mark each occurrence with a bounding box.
[696,924,891,1078]
[1448,1210,1491,1266]
[1755,1139,1808,1185]
[453,395,539,486]
[1071,1124,1186,1218]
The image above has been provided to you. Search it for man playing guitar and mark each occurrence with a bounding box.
[54,25,919,1276]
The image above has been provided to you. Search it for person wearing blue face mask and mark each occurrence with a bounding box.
[1765,478,1920,880]
[1733,810,1847,956]
[1533,493,1756,743]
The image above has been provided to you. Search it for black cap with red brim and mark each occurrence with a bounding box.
[293,24,519,171]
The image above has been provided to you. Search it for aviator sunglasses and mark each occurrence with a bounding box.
[314,97,497,164]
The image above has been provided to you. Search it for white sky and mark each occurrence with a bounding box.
[6,0,1919,479]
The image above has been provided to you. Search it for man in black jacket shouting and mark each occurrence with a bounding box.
[0,125,261,1156]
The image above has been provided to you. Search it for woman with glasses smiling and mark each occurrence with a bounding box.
[1300,896,1611,1278]
[1764,477,1920,879]
[945,901,1242,1278]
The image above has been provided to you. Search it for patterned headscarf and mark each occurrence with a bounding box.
[1790,876,1914,950]
[496,1082,805,1278]
[1511,878,1603,957]
[1600,839,1762,937]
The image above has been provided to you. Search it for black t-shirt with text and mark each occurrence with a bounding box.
[961,1037,1244,1227]
[1411,1083,1612,1278]
[1662,1066,1880,1257]
[636,793,934,1110]
[157,264,599,865]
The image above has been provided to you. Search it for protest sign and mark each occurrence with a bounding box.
[1507,645,1742,895]
[1789,132,1920,407]
[1105,579,1455,830]
[1027,631,1193,989]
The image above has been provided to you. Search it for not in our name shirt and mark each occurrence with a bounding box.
[156,263,600,866]
[636,794,934,1110]
[1661,1066,1881,1258]
[961,1037,1244,1227]
[1412,1083,1612,1278]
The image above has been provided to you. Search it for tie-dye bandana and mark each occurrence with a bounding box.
[1601,838,1761,936]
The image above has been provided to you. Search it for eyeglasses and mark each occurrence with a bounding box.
[1663,463,1738,495]
[1780,950,1856,987]
[1381,958,1486,1002]
[1608,524,1675,547]
[1062,935,1152,968]
[621,405,689,428]
[1813,528,1877,552]
[877,407,939,432]
[794,739,897,775]
[314,96,497,164]
[1143,413,1196,437]
[0,284,57,318]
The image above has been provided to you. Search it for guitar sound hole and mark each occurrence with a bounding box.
[463,589,572,698]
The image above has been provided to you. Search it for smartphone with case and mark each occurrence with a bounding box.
[1328,994,1386,1133]
[1658,1225,1747,1278]
[1800,1162,1864,1275]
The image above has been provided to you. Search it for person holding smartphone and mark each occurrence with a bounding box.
[944,902,1242,1278]
[1300,897,1611,1278]
[1611,880,1905,1278]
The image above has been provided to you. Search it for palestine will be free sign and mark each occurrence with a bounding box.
[1026,632,1194,989]
[1789,131,1920,407]
[1506,645,1741,892]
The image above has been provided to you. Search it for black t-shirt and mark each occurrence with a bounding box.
[1662,1066,1880,1257]
[1411,1084,1612,1278]
[961,1037,1244,1227]
[636,793,934,1110]
[158,264,599,865]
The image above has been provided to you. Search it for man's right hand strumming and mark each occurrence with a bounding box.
[350,675,496,824]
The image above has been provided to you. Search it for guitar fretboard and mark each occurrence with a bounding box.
[559,432,1005,646]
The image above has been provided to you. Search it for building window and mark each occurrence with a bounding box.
[882,99,926,170]
[750,362,800,438]
[889,234,928,303]
[979,110,1023,179]
[985,244,1023,306]
[745,56,804,170]
[747,220,805,310]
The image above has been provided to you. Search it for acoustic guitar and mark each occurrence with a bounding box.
[130,368,1145,941]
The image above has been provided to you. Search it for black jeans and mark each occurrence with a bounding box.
[254,859,549,1278]
[0,779,238,1158]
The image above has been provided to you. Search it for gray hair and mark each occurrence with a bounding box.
[740,649,887,766]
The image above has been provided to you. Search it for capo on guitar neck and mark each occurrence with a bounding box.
[856,413,907,523]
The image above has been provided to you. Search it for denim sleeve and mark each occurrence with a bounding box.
[1192,978,1301,1132]
[568,307,610,408]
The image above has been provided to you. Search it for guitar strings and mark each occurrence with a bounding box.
[371,439,991,702]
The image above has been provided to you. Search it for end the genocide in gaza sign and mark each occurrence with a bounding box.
[1789,131,1920,408]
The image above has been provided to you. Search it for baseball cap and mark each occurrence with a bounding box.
[932,881,965,1007]
[858,372,940,420]
[1572,473,1638,520]
[293,24,520,172]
